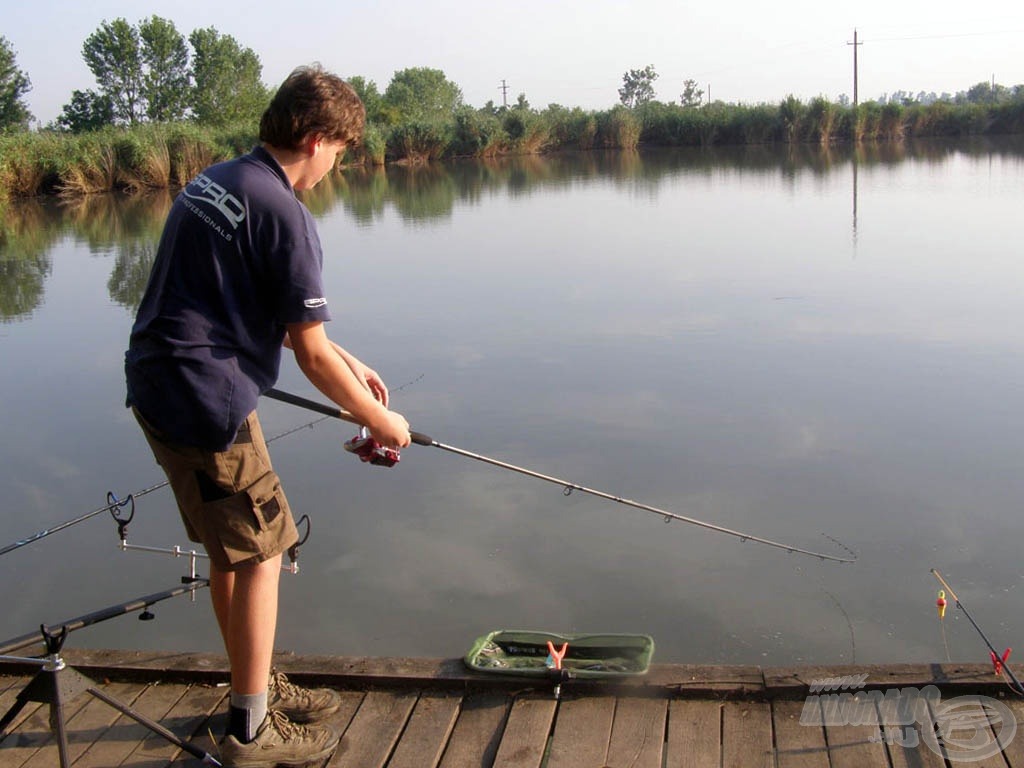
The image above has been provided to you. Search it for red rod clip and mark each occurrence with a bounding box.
[991,648,1012,676]
[546,641,568,670]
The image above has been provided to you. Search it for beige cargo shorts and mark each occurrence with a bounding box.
[133,408,298,571]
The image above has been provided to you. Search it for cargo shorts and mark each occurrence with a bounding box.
[133,408,298,571]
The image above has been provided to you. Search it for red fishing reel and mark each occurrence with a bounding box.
[344,427,400,467]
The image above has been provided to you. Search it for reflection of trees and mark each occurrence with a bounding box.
[387,165,457,222]
[59,192,170,310]
[3,137,1024,314]
[0,253,52,322]
[333,166,389,225]
[61,192,171,256]
[107,238,157,310]
[0,199,61,322]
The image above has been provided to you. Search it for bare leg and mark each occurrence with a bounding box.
[209,554,282,694]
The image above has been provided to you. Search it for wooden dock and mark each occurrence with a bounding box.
[2,649,1023,767]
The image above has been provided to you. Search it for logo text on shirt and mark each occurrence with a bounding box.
[183,174,246,230]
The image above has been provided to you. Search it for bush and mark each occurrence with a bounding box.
[386,121,451,163]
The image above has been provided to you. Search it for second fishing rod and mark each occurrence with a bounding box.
[263,387,857,563]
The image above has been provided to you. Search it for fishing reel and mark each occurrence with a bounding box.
[344,427,400,467]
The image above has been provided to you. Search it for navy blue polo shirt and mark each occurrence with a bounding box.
[126,146,332,450]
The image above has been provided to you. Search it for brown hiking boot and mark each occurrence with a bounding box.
[268,668,342,723]
[219,709,341,768]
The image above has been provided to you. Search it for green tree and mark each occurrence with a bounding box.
[56,89,115,132]
[381,67,463,124]
[618,65,657,108]
[0,37,33,132]
[139,16,190,122]
[189,28,268,125]
[680,79,704,109]
[960,81,1011,105]
[347,75,382,122]
[83,18,144,125]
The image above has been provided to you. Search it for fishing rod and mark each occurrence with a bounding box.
[0,578,209,656]
[0,413,330,560]
[931,568,1024,695]
[263,388,858,563]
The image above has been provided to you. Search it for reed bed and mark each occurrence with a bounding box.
[1,96,1022,199]
[1,124,254,199]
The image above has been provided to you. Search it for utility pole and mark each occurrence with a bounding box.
[499,79,509,109]
[847,29,863,106]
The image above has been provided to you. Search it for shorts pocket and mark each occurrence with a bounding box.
[200,470,295,567]
[246,471,284,527]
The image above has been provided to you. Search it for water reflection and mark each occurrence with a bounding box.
[1,136,1022,319]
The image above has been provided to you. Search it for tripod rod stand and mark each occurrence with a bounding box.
[0,580,220,766]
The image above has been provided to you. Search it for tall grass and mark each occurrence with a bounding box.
[1,125,253,199]
[2,94,1023,198]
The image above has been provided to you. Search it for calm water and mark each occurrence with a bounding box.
[2,139,1024,666]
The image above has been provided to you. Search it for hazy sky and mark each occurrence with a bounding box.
[4,0,1024,125]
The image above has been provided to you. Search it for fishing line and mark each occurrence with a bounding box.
[0,372,431,559]
[263,388,858,564]
[931,568,1023,695]
[0,412,328,559]
[821,588,857,664]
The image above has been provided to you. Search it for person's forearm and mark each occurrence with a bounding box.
[293,343,389,431]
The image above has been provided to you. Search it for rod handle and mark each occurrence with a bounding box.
[263,388,433,445]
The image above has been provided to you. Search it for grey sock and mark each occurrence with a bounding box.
[228,690,269,743]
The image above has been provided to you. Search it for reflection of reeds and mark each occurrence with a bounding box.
[60,190,171,252]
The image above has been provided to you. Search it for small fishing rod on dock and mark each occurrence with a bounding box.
[931,568,1024,695]
[263,388,858,564]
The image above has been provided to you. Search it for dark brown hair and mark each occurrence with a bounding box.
[259,64,365,150]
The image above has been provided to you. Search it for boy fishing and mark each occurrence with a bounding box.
[125,64,411,767]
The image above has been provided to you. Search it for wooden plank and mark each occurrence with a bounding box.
[327,689,367,732]
[820,691,889,768]
[438,692,509,768]
[991,697,1024,766]
[722,701,772,768]
[658,664,765,696]
[118,682,228,767]
[772,698,829,768]
[70,681,188,768]
[386,691,462,768]
[605,696,667,768]
[58,650,767,696]
[547,696,615,768]
[875,690,946,768]
[922,692,1016,768]
[329,689,418,768]
[664,699,720,768]
[490,694,557,768]
[765,663,1013,698]
[0,675,36,747]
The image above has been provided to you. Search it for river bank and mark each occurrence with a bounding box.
[2,96,1022,200]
